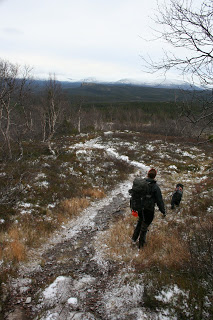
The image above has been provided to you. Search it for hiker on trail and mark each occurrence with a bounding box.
[130,168,166,249]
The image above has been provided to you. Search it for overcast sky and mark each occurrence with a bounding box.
[0,0,195,82]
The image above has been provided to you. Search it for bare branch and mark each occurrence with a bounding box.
[143,0,213,86]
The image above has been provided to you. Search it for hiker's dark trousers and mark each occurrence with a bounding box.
[132,209,154,246]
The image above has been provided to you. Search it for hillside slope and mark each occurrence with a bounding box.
[3,132,212,320]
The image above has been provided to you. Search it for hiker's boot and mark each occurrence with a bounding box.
[138,221,149,249]
[132,220,142,242]
[139,230,147,248]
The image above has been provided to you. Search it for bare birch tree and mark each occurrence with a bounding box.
[0,59,32,159]
[142,0,213,138]
[145,0,213,85]
[42,74,65,153]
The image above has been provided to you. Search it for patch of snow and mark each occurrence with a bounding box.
[92,233,110,269]
[59,173,66,178]
[70,137,149,171]
[47,203,56,209]
[155,285,188,303]
[17,202,33,215]
[73,275,96,290]
[168,165,178,171]
[43,155,57,160]
[42,276,72,307]
[67,297,78,305]
[76,149,87,155]
[35,173,47,180]
[0,219,5,224]
[20,286,30,294]
[11,277,32,293]
[35,181,49,188]
[103,273,144,319]
[0,172,6,177]
[145,144,155,151]
[76,133,88,137]
[68,312,96,320]
[207,206,213,213]
[176,150,196,159]
[182,152,197,159]
[157,309,177,320]
[40,311,59,320]
[25,297,32,304]
[43,163,51,168]
[68,167,79,176]
[197,175,208,181]
[41,310,95,320]
[18,202,32,208]
[60,162,70,168]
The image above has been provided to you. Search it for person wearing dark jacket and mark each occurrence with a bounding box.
[132,168,166,248]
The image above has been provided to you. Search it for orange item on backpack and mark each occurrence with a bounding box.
[132,210,138,217]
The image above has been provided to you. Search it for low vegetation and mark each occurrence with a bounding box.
[97,158,213,319]
[0,133,134,288]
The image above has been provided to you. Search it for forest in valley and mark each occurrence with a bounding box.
[0,60,212,162]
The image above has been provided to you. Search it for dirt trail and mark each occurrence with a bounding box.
[2,134,211,320]
[4,179,132,320]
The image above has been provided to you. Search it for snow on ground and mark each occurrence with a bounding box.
[6,132,212,320]
[155,285,188,304]
[103,270,145,319]
[70,136,150,171]
[41,276,73,307]
[17,175,135,276]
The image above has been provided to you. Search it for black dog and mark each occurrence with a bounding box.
[171,183,184,209]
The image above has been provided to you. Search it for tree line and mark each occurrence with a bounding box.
[0,57,212,161]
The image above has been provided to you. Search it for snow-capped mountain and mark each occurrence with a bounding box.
[68,77,201,90]
[112,78,201,90]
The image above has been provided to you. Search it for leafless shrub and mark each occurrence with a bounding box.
[141,0,213,138]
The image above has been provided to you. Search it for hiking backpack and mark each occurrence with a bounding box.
[129,177,154,212]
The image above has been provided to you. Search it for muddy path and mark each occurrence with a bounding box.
[4,179,132,320]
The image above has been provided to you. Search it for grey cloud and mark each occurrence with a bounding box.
[3,27,24,35]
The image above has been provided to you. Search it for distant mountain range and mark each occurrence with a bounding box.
[33,77,206,103]
[77,77,201,90]
[113,78,201,90]
[61,77,201,90]
[35,77,201,90]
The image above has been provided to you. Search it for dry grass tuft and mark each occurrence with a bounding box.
[8,227,20,241]
[59,197,90,217]
[102,214,136,262]
[102,211,189,269]
[0,197,90,266]
[0,246,3,261]
[105,216,133,260]
[2,227,27,262]
[136,229,190,269]
[7,240,26,262]
[82,188,106,199]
